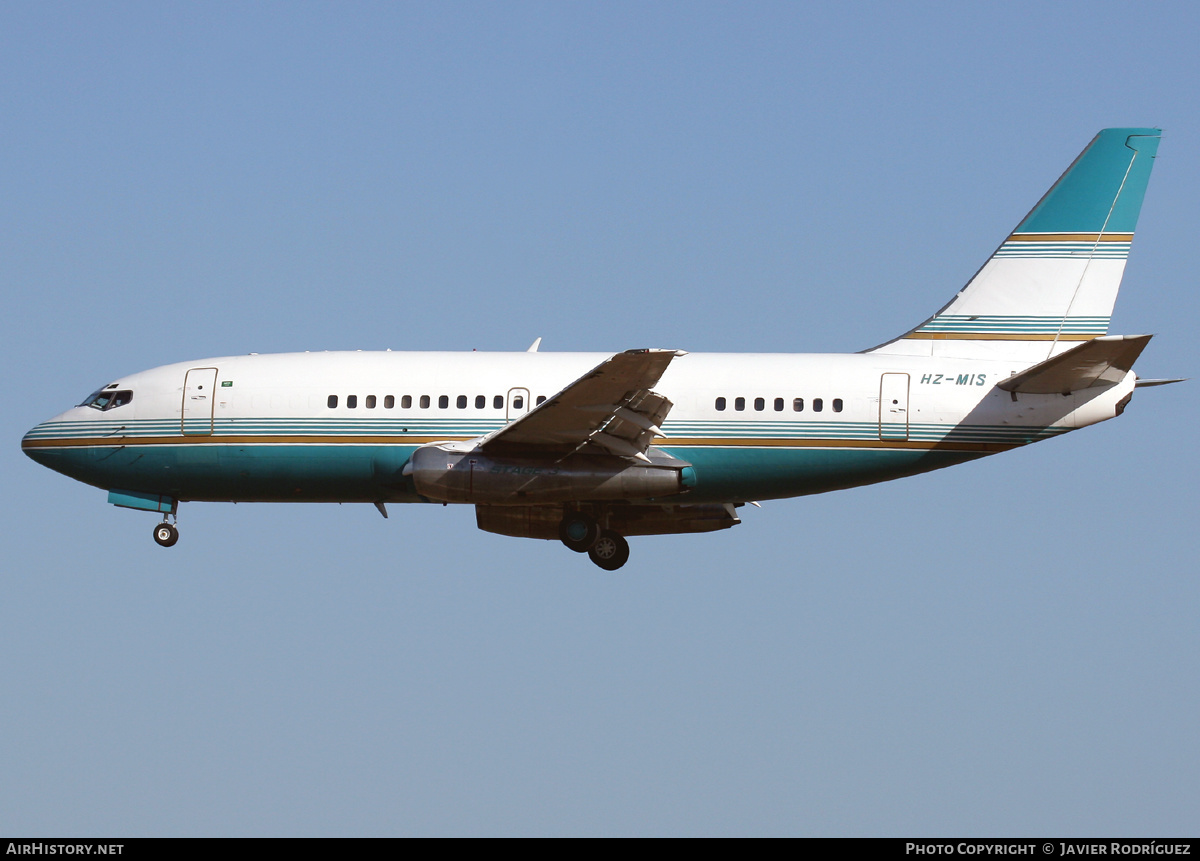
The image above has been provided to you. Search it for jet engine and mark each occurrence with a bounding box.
[407,443,692,505]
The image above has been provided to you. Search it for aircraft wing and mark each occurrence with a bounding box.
[481,349,683,460]
[997,334,1152,395]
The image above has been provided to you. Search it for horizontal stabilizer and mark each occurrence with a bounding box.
[997,335,1152,395]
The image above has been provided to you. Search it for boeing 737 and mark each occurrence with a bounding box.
[22,129,1178,569]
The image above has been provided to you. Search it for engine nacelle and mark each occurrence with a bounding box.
[409,444,689,504]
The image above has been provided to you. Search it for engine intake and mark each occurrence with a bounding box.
[409,444,688,504]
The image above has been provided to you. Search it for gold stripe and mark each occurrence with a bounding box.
[22,434,477,448]
[665,437,1019,452]
[904,332,1096,341]
[1008,232,1133,242]
[23,435,1020,454]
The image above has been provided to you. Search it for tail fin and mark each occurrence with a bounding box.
[868,128,1161,362]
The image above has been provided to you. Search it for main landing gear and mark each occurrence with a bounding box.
[559,511,630,570]
[153,518,179,547]
[587,530,630,571]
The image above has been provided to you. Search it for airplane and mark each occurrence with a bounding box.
[22,128,1180,570]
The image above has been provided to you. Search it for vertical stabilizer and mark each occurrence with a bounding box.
[869,129,1160,362]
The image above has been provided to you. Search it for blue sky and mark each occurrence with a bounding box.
[3,1,1198,836]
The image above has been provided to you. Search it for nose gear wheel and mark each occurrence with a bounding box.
[153,521,179,547]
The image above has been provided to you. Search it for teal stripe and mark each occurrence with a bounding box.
[29,418,1069,447]
[916,314,1109,334]
[993,242,1130,259]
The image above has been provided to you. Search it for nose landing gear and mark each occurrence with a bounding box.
[153,519,179,547]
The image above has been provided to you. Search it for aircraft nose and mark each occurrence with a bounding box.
[23,412,106,485]
[22,420,55,467]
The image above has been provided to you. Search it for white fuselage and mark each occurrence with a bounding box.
[22,349,1134,507]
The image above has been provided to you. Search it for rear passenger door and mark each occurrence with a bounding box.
[879,373,910,441]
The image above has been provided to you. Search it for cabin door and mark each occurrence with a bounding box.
[181,367,219,435]
[879,373,910,441]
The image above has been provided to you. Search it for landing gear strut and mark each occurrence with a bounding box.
[153,520,179,547]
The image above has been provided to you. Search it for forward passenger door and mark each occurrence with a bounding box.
[181,367,219,435]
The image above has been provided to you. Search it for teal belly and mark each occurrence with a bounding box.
[27,443,426,503]
[659,445,986,503]
[30,439,987,506]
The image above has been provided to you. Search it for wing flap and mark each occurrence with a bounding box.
[997,334,1153,394]
[482,349,683,458]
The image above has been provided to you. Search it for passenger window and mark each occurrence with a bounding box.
[536,395,546,405]
[419,395,430,409]
[716,397,726,411]
[366,395,377,409]
[347,395,358,409]
[833,398,843,413]
[754,397,765,411]
[456,395,467,409]
[813,398,823,412]
[328,395,338,409]
[735,397,745,411]
[475,395,486,409]
[439,395,449,409]
[401,395,412,409]
[493,395,503,409]
[384,395,395,409]
[793,398,803,412]
[774,398,783,411]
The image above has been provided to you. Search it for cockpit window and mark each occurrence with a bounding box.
[78,387,109,407]
[80,388,133,411]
